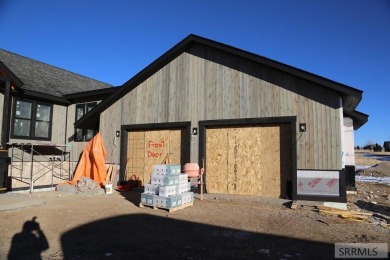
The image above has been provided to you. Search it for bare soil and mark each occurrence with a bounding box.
[358,161,390,177]
[0,157,389,259]
[348,161,390,220]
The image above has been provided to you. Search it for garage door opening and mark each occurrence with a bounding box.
[124,125,190,186]
[201,122,293,199]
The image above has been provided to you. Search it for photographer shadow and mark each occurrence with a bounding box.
[8,217,49,260]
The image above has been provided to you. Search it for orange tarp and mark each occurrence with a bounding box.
[68,132,107,187]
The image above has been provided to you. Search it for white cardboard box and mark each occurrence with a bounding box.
[144,184,159,195]
[153,164,181,175]
[181,192,194,204]
[150,173,180,186]
[141,193,154,205]
[153,195,167,208]
[150,174,167,186]
[179,173,188,184]
[178,182,191,193]
[159,184,178,197]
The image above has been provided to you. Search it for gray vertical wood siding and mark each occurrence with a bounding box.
[0,93,3,139]
[101,44,342,170]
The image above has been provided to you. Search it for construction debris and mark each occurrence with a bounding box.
[290,200,298,209]
[56,176,104,195]
[140,164,194,212]
[76,177,99,192]
[372,212,390,222]
[314,205,372,222]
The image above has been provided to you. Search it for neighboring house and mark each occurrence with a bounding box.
[384,141,390,152]
[76,34,368,202]
[0,49,115,191]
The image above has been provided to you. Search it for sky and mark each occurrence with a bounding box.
[0,0,389,147]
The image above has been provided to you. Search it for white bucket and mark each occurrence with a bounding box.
[105,183,113,194]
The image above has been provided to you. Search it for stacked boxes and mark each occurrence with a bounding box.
[152,195,167,208]
[179,174,188,184]
[140,164,194,210]
[144,184,159,194]
[153,164,181,175]
[181,192,194,204]
[178,182,191,193]
[140,193,154,205]
[150,173,180,186]
[166,195,183,208]
[159,185,177,197]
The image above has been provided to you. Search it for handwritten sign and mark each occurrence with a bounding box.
[147,140,165,158]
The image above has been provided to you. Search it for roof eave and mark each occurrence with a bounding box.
[64,87,115,99]
[344,110,369,130]
[64,87,116,104]
[342,93,362,113]
[14,88,70,105]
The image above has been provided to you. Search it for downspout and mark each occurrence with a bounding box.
[1,79,11,149]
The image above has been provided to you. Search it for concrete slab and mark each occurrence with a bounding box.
[0,193,45,211]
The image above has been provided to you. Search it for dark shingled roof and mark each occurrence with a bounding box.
[0,49,113,98]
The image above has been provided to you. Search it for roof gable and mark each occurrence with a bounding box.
[75,34,367,129]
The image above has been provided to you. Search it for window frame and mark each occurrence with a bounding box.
[74,102,97,142]
[11,98,53,140]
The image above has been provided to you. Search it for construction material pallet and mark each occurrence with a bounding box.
[139,202,193,213]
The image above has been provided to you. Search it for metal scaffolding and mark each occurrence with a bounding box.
[8,143,72,193]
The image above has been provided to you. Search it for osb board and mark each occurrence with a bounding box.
[126,131,145,182]
[259,125,282,198]
[143,130,170,184]
[206,124,289,198]
[126,130,182,185]
[228,127,264,196]
[205,128,228,194]
[226,128,237,194]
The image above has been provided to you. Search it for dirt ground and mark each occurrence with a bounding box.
[0,159,389,259]
[348,161,390,217]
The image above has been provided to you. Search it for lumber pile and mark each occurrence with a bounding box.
[314,206,372,222]
[104,165,117,194]
[105,165,116,184]
[140,164,194,212]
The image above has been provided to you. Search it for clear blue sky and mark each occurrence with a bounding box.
[1,0,389,147]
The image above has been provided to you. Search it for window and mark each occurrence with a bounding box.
[12,99,53,140]
[75,102,97,141]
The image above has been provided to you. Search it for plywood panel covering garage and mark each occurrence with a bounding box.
[205,124,292,198]
[126,129,182,185]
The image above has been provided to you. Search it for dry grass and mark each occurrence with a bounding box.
[354,149,390,166]
[355,149,390,155]
[355,156,381,166]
